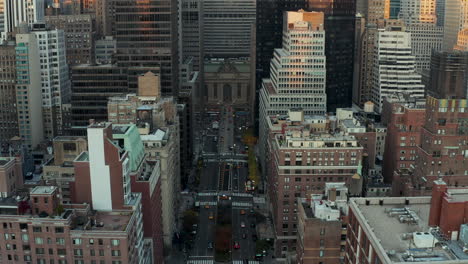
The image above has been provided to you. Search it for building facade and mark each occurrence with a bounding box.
[428,51,468,99]
[371,27,425,113]
[45,14,95,65]
[202,0,256,58]
[15,33,44,149]
[0,42,18,147]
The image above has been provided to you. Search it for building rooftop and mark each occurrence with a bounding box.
[31,186,57,195]
[92,211,132,232]
[0,158,12,166]
[351,197,468,263]
[140,129,167,142]
[74,152,89,162]
[112,124,130,135]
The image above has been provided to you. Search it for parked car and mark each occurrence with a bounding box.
[233,242,240,249]
[241,222,246,228]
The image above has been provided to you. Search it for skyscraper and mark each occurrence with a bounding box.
[371,27,425,113]
[111,0,178,95]
[308,0,356,111]
[259,10,327,171]
[29,24,71,138]
[443,0,468,50]
[0,42,18,147]
[399,0,437,24]
[15,33,44,149]
[202,0,256,58]
[428,51,468,99]
[3,0,45,35]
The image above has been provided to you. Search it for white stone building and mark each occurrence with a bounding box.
[371,28,425,113]
[406,23,443,72]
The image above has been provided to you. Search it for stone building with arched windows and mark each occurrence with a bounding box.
[202,58,255,120]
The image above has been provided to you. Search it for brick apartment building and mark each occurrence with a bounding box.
[411,96,468,195]
[381,96,426,195]
[345,180,468,264]
[266,110,363,257]
[0,157,23,197]
[297,183,348,264]
[0,186,149,264]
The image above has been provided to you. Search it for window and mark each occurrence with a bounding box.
[56,238,65,245]
[75,261,84,264]
[112,262,122,264]
[49,248,53,255]
[320,239,324,247]
[72,238,82,245]
[320,228,325,235]
[73,249,83,256]
[22,234,29,242]
[55,227,64,233]
[111,239,120,246]
[319,250,324,257]
[99,249,104,256]
[89,239,94,245]
[98,239,103,245]
[111,250,121,256]
[90,249,95,256]
[35,237,44,245]
[57,249,66,255]
[36,248,45,254]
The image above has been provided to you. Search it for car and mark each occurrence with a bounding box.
[240,210,246,215]
[191,230,197,235]
[245,146,249,150]
[252,234,258,241]
[220,194,229,200]
[208,242,213,249]
[204,204,210,209]
[250,223,256,228]
[209,213,214,220]
[242,233,247,239]
[241,222,246,228]
[233,242,240,249]
[250,209,254,214]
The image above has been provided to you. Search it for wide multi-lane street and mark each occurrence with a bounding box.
[188,105,258,263]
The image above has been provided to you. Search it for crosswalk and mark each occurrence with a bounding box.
[232,202,253,207]
[199,201,217,206]
[186,260,214,264]
[198,192,217,196]
[232,261,260,264]
[232,193,253,197]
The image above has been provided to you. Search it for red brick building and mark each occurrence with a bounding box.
[266,115,363,257]
[411,96,468,195]
[381,98,425,194]
[0,157,23,197]
[0,186,149,264]
[297,183,348,264]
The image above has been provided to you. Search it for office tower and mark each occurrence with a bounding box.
[0,0,4,39]
[297,184,348,264]
[15,33,44,150]
[181,0,202,71]
[259,10,327,172]
[353,2,393,107]
[202,0,256,58]
[389,0,401,19]
[70,65,128,132]
[428,51,468,99]
[399,0,437,24]
[111,0,178,95]
[45,14,95,65]
[345,193,468,264]
[94,36,116,64]
[28,24,71,138]
[3,0,45,35]
[0,42,18,147]
[436,0,445,26]
[256,0,307,90]
[371,27,425,113]
[307,0,356,111]
[443,0,468,50]
[406,23,444,72]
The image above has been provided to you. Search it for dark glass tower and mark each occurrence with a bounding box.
[308,0,356,112]
[111,0,179,96]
